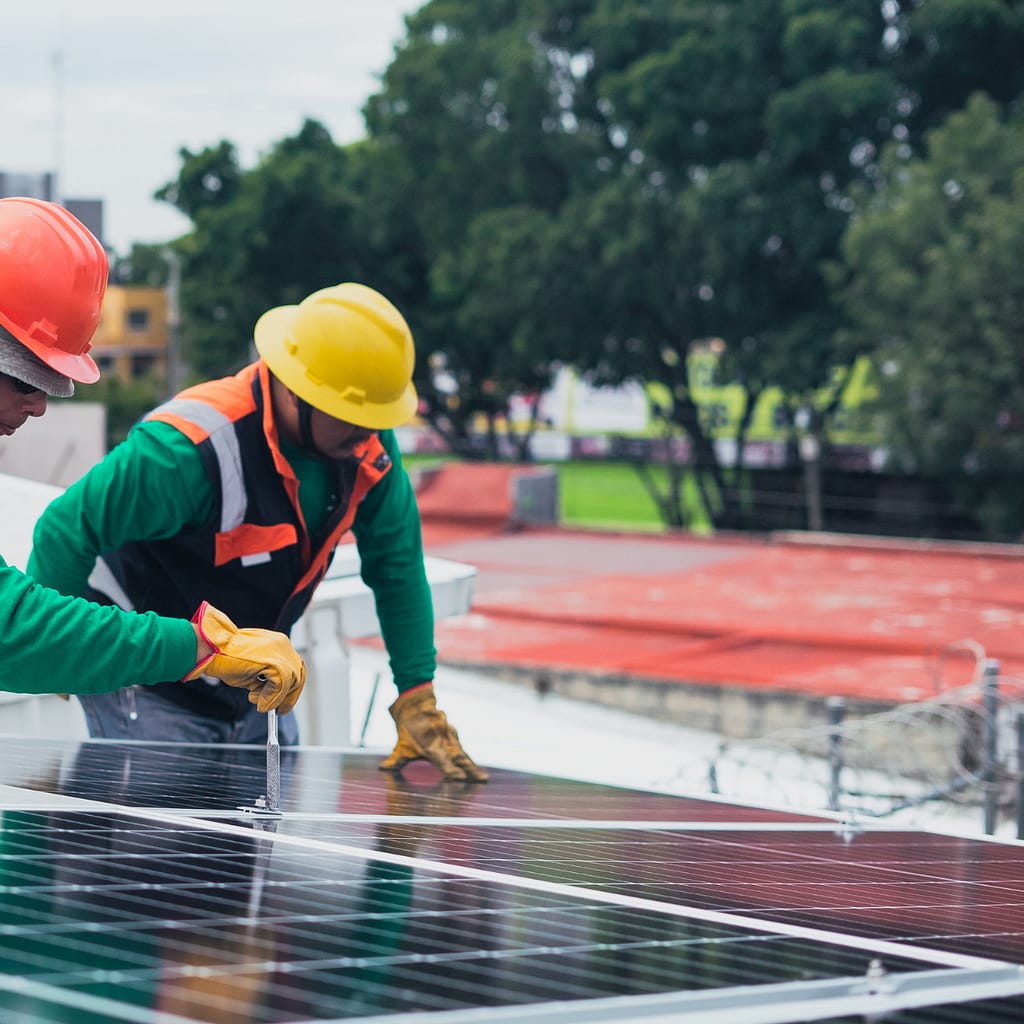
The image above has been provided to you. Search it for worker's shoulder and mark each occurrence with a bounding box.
[162,372,259,424]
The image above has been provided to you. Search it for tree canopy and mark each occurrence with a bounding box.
[839,94,1024,536]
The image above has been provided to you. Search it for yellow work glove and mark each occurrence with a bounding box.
[378,683,489,782]
[183,601,305,714]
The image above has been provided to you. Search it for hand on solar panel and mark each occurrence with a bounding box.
[372,775,480,878]
[184,601,306,713]
[379,682,489,782]
[376,773,481,854]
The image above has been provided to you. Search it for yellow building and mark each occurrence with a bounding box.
[91,285,169,382]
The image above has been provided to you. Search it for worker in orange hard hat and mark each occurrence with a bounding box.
[28,278,488,782]
[0,196,305,712]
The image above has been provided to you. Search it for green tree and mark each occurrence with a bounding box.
[367,0,888,522]
[541,175,719,526]
[156,121,371,380]
[897,0,1024,126]
[361,1,601,459]
[525,0,900,527]
[540,0,1023,529]
[426,207,561,459]
[110,244,171,287]
[838,94,1024,538]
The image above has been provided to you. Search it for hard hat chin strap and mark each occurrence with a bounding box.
[296,395,322,456]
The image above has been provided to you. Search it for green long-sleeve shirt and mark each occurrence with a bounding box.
[0,556,196,693]
[27,419,435,691]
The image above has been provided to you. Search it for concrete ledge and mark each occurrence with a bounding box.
[443,659,897,736]
[440,659,977,781]
[774,529,1024,559]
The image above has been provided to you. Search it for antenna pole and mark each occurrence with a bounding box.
[51,49,65,203]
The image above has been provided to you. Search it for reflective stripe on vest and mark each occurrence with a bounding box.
[150,398,247,533]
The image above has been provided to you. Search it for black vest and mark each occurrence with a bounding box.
[86,361,391,716]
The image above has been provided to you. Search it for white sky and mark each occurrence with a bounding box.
[4,1,424,254]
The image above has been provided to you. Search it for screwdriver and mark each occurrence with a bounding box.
[266,707,281,813]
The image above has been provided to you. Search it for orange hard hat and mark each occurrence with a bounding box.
[0,197,107,383]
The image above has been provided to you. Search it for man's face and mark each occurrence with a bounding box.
[308,407,375,459]
[0,373,46,436]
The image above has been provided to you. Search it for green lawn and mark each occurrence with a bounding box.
[405,453,711,533]
[553,460,666,530]
[553,460,711,533]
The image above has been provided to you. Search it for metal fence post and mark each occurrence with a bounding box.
[981,659,1001,836]
[1017,712,1024,842]
[827,697,846,812]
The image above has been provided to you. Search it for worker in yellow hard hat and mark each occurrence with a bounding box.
[28,280,488,782]
[0,196,305,713]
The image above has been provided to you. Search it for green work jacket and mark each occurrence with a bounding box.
[0,555,195,692]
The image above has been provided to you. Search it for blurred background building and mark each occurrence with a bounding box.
[92,285,169,382]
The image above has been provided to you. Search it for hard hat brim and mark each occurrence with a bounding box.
[254,305,418,431]
[9,325,100,384]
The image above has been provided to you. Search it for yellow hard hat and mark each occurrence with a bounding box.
[254,283,417,430]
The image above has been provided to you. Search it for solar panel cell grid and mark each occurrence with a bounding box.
[0,810,944,1023]
[0,737,1023,1023]
[277,819,1024,964]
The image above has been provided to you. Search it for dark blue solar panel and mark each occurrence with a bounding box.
[0,736,1022,1022]
[0,810,943,1023]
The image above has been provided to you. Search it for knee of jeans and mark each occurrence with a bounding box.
[78,691,130,739]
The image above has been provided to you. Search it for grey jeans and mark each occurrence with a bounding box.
[78,685,299,745]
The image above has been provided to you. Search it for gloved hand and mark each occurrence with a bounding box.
[184,601,305,714]
[378,683,489,782]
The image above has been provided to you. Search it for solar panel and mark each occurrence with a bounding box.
[1,737,1023,1023]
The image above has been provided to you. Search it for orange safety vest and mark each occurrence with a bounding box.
[88,361,392,709]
